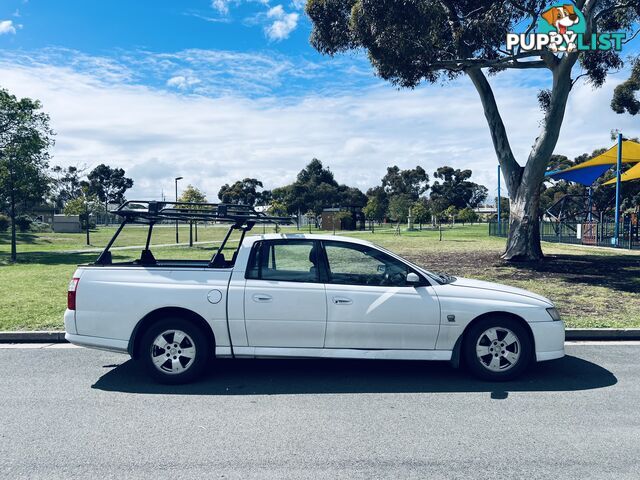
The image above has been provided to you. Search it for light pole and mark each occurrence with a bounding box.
[175,176,183,243]
[85,197,90,246]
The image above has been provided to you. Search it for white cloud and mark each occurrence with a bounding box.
[0,54,637,202]
[264,5,299,41]
[0,20,17,35]
[211,0,231,15]
[166,75,201,89]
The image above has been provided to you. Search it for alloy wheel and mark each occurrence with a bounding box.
[150,329,197,375]
[475,327,521,372]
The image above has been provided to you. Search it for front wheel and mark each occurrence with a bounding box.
[139,318,211,384]
[463,317,532,381]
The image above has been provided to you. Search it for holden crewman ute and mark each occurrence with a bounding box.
[65,201,565,384]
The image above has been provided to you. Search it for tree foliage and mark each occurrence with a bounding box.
[387,194,413,222]
[612,57,640,115]
[218,178,265,205]
[271,159,367,215]
[381,165,429,200]
[87,164,133,211]
[50,165,86,208]
[179,184,208,204]
[430,166,488,210]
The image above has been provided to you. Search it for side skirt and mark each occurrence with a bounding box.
[220,346,452,361]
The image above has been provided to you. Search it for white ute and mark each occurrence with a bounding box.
[65,201,565,384]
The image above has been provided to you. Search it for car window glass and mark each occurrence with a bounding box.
[248,241,318,282]
[324,242,411,286]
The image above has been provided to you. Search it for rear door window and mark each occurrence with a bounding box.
[246,241,320,283]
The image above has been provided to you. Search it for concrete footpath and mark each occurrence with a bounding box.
[1,328,640,343]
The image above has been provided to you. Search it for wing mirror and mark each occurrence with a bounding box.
[406,272,421,286]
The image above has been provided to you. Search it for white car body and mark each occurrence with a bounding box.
[65,234,565,366]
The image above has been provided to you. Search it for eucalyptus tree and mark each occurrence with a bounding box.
[306,0,639,260]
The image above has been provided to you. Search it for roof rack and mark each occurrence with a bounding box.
[111,200,294,225]
[95,200,295,266]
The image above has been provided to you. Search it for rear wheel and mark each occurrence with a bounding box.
[139,317,211,384]
[463,317,532,381]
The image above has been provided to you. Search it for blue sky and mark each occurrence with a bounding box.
[0,1,638,200]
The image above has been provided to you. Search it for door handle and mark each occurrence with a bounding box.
[332,296,352,305]
[252,294,273,302]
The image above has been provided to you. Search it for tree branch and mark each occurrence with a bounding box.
[594,1,637,22]
[430,51,551,71]
[466,68,522,196]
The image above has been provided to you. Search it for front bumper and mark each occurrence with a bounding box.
[530,320,565,362]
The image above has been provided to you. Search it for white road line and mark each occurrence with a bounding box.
[1,341,639,349]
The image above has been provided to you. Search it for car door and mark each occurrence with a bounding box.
[244,240,327,348]
[321,240,440,350]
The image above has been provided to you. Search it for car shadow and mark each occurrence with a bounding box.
[92,355,616,396]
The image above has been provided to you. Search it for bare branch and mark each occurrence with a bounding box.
[623,29,640,44]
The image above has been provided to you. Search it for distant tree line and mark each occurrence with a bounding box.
[213,158,488,227]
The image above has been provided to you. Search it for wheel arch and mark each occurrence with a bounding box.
[450,311,535,368]
[128,307,216,359]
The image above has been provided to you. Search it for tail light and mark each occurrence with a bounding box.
[67,277,80,310]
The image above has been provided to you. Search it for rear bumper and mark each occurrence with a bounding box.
[65,333,129,354]
[63,309,77,335]
[530,320,565,362]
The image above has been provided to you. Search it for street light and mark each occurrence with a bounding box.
[175,176,183,243]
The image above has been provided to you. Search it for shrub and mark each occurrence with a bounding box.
[30,221,52,233]
[15,215,33,232]
[0,214,9,233]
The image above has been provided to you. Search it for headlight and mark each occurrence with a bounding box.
[546,307,561,321]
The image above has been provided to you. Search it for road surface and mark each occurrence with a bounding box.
[1,342,638,479]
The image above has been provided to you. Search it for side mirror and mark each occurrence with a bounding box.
[406,272,421,285]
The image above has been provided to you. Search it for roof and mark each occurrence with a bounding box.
[243,233,374,247]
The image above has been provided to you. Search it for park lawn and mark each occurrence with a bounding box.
[0,224,307,253]
[0,224,639,330]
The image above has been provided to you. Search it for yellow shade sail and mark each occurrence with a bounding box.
[603,161,640,185]
[558,140,640,174]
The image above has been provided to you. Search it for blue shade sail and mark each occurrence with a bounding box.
[545,165,612,186]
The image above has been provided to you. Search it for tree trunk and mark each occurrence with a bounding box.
[10,185,16,263]
[467,52,577,261]
[503,186,543,261]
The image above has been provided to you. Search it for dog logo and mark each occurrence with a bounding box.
[506,3,624,53]
[539,4,584,52]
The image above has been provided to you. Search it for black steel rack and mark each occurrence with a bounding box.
[95,200,295,267]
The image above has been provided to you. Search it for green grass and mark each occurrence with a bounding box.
[0,223,311,253]
[1,223,639,330]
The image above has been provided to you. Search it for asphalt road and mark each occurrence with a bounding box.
[1,343,639,479]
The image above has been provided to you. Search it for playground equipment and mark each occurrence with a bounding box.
[544,136,640,247]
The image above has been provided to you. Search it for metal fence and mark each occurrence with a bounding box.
[489,220,639,250]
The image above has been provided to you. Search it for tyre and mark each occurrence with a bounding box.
[463,317,533,381]
[138,317,211,384]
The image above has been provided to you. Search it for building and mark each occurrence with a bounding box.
[321,207,365,231]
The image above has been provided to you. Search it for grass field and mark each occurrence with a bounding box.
[1,223,639,330]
